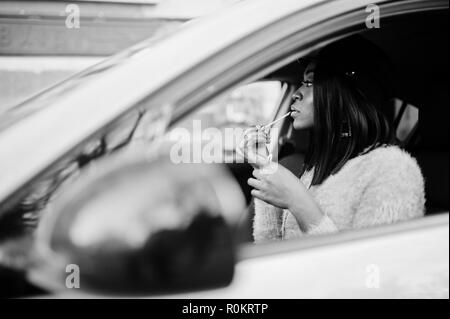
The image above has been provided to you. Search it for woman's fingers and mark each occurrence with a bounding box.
[243,126,259,136]
[252,169,263,179]
[237,126,272,169]
[246,138,268,149]
[245,131,269,144]
[247,177,263,189]
[239,131,263,151]
[240,132,268,154]
[251,189,265,201]
[251,189,260,197]
[244,126,270,139]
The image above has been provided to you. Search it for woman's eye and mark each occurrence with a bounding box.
[301,80,313,88]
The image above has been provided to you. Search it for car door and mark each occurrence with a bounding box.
[156,0,449,298]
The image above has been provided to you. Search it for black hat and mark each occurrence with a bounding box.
[301,35,395,104]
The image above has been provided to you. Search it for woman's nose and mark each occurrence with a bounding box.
[292,90,303,101]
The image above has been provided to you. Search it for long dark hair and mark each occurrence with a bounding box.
[303,39,394,185]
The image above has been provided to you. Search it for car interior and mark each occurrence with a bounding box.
[230,9,449,243]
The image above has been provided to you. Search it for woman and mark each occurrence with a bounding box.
[240,36,425,242]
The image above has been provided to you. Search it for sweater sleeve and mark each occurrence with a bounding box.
[306,214,339,235]
[252,198,283,243]
[352,152,425,229]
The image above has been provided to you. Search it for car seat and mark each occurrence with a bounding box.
[407,83,449,215]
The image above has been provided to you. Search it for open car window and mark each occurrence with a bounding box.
[171,81,284,163]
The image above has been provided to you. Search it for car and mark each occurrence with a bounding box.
[0,0,448,298]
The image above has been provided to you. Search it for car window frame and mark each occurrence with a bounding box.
[175,3,449,256]
[137,2,450,256]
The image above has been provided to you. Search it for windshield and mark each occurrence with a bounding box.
[0,19,186,132]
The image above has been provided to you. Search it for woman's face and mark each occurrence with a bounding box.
[290,62,315,130]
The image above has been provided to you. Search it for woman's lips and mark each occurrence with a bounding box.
[290,109,301,117]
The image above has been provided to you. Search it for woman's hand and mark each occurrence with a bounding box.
[248,164,301,209]
[248,164,324,231]
[237,126,271,168]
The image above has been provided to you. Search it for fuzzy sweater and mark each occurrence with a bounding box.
[253,145,425,242]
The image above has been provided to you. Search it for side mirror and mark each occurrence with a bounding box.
[28,151,246,296]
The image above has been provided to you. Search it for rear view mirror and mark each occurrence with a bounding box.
[28,151,246,296]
